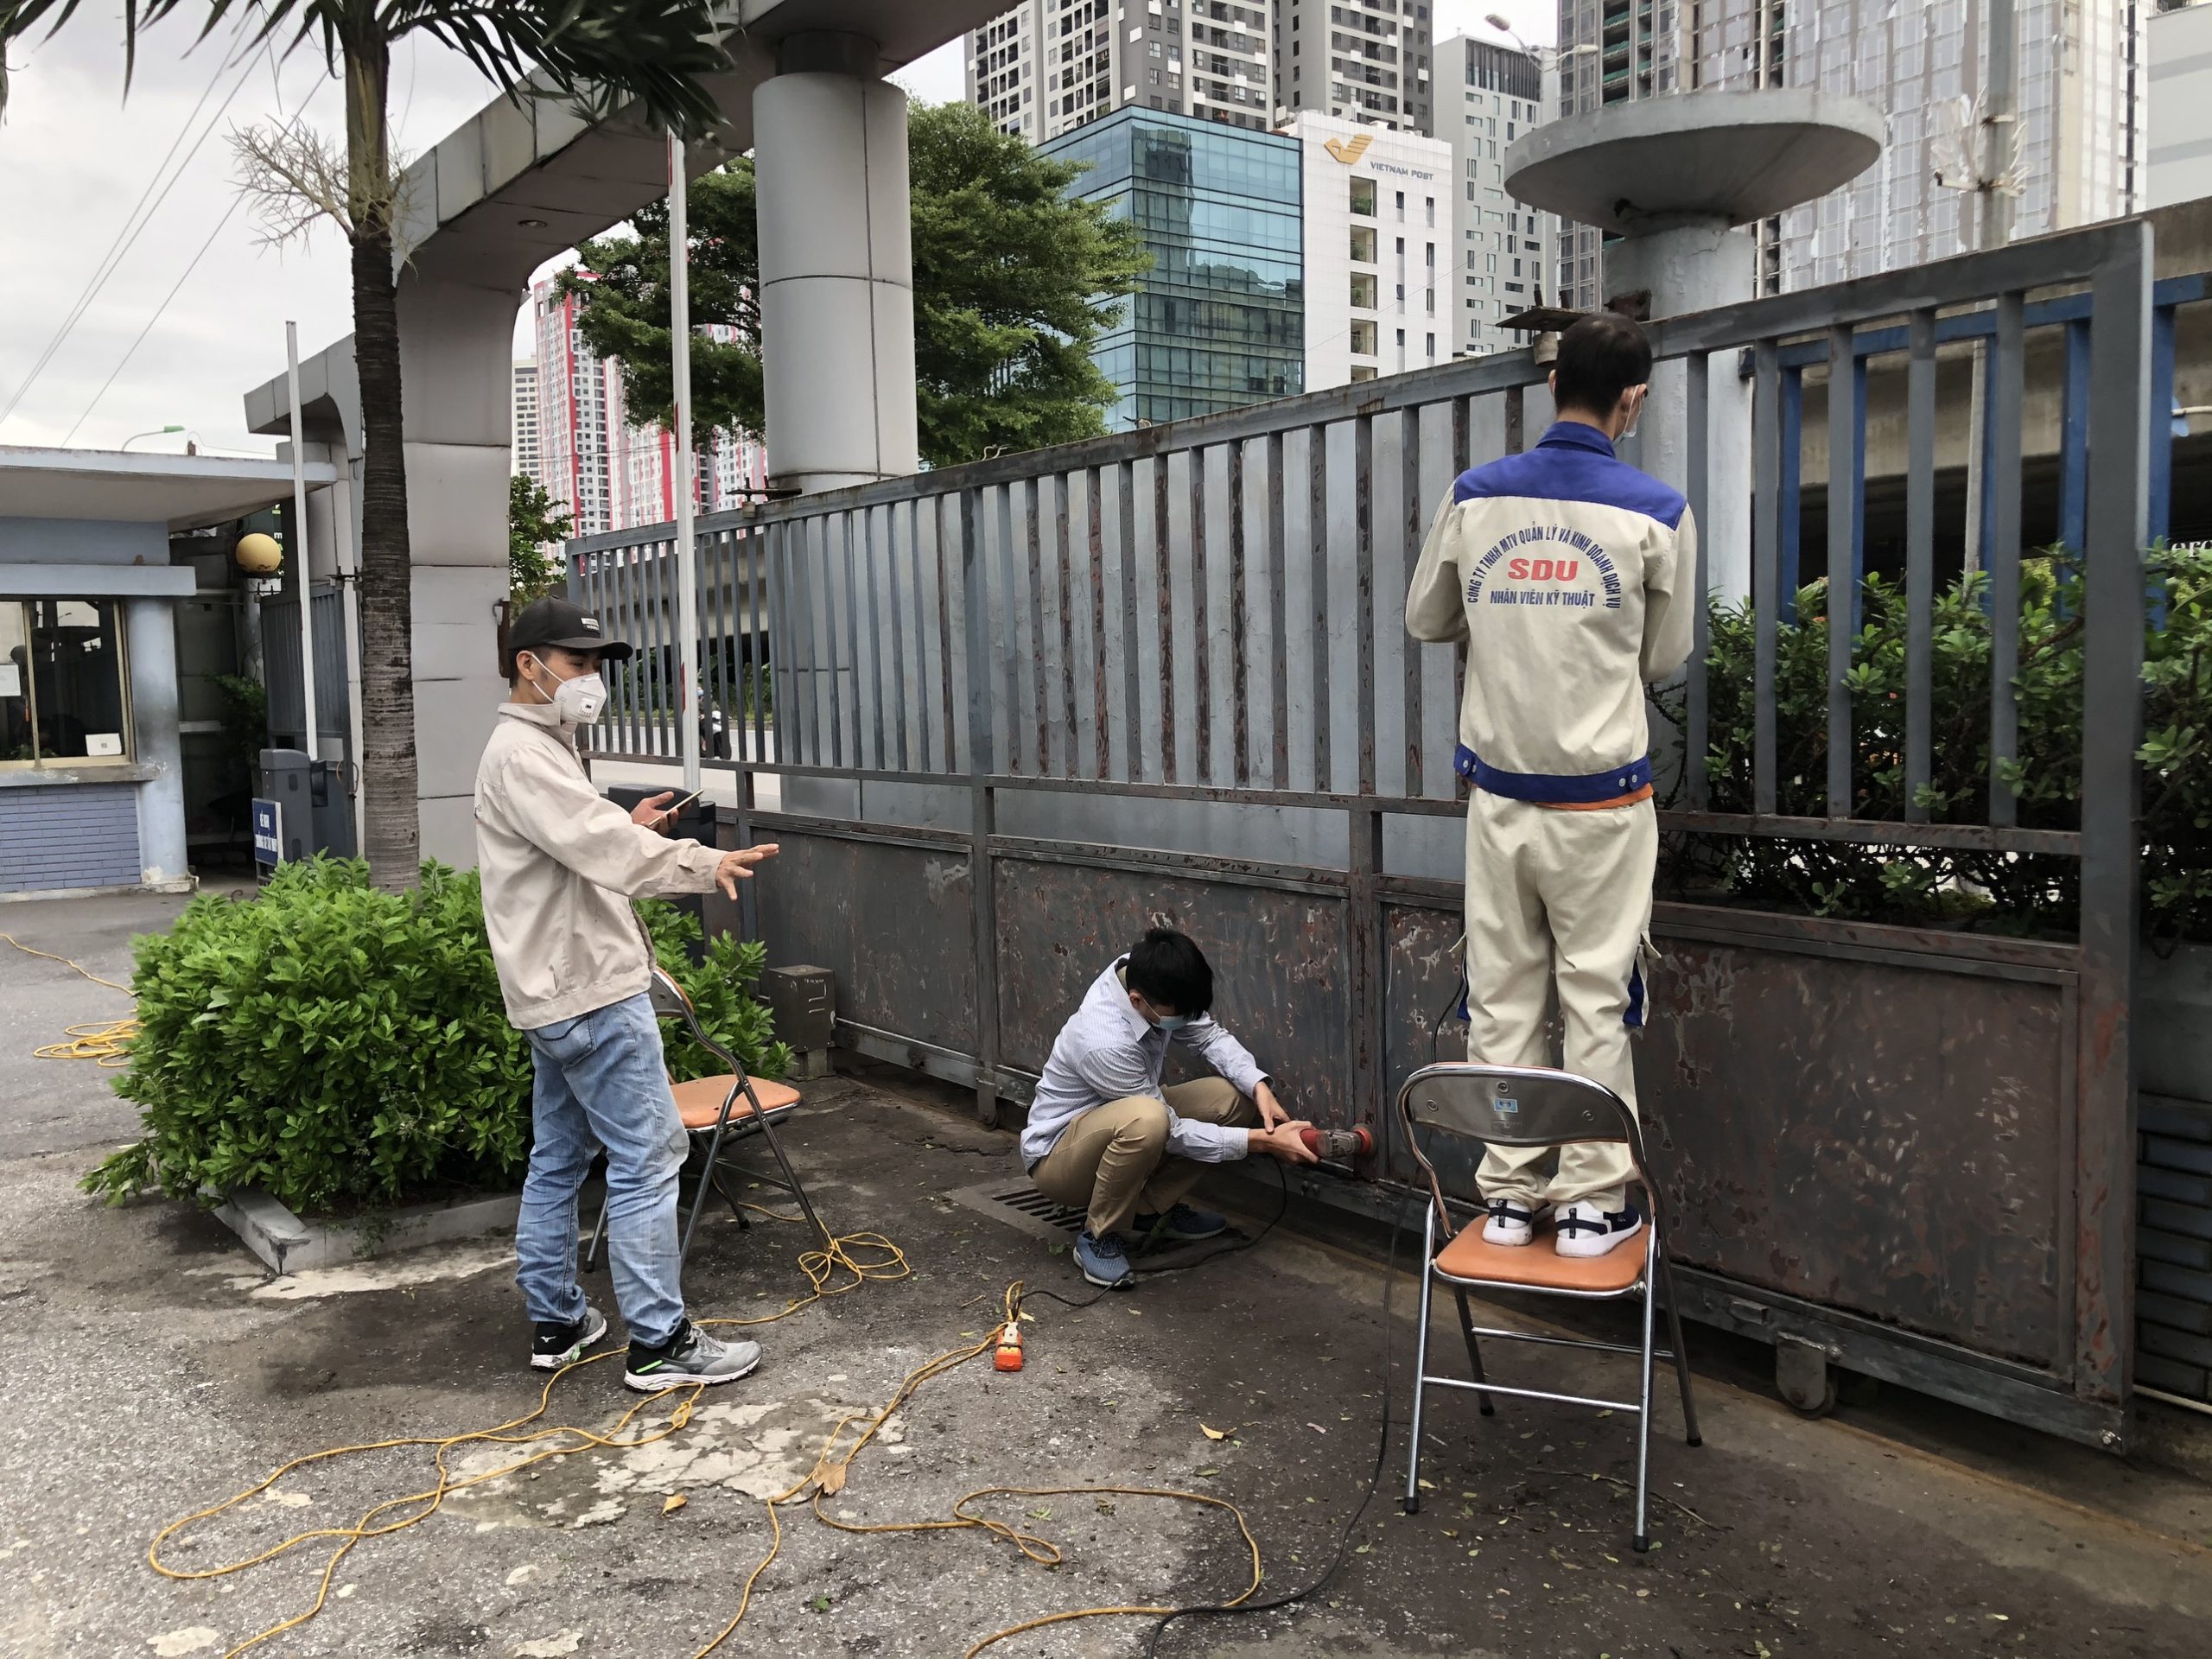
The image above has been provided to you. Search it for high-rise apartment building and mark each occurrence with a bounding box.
[528,276,766,537]
[967,0,1276,146]
[533,281,615,536]
[1271,1,1434,132]
[1291,112,1453,388]
[512,360,541,483]
[1552,2,2146,308]
[1041,106,1304,426]
[1435,35,1554,355]
[2148,0,2211,208]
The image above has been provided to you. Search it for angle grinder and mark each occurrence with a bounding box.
[1298,1125,1375,1176]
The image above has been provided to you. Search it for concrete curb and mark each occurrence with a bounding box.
[213,1186,521,1274]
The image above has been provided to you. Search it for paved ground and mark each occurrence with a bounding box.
[3,891,2210,1659]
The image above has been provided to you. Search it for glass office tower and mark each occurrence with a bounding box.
[1044,106,1305,429]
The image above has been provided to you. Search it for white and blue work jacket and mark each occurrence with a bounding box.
[1405,421,1698,809]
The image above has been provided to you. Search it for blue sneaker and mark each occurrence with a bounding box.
[1133,1203,1229,1245]
[1073,1229,1133,1288]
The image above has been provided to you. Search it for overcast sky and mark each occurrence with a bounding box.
[0,3,1554,459]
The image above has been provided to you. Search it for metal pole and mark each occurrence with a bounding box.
[671,133,702,797]
[284,320,318,763]
[330,454,366,850]
[1982,0,2017,253]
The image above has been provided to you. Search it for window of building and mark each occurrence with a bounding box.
[1424,195,1435,227]
[1349,271,1377,308]
[1349,320,1377,356]
[1395,189,1406,219]
[1426,333,1436,357]
[1351,365,1376,382]
[1349,225,1376,263]
[0,599,130,770]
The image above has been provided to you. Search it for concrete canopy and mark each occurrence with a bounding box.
[0,446,335,531]
[244,0,1007,429]
[1503,89,1886,237]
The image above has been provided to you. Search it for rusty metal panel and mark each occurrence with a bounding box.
[747,828,978,1059]
[991,855,1353,1122]
[1640,933,2073,1371]
[1382,903,1470,1182]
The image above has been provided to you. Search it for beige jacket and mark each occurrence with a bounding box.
[473,702,721,1029]
[1406,421,1696,808]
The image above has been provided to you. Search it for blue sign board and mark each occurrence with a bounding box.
[251,798,283,867]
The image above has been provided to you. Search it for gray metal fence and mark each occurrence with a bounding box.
[570,219,2164,1450]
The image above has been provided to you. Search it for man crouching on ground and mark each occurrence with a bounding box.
[475,596,780,1392]
[1024,927,1319,1288]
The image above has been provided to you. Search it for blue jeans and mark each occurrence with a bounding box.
[516,994,689,1349]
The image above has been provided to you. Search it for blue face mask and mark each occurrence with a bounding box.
[1151,1013,1192,1033]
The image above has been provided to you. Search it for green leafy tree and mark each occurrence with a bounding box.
[509,474,572,605]
[566,100,1148,467]
[2,2,734,893]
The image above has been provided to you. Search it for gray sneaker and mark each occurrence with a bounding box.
[622,1319,763,1392]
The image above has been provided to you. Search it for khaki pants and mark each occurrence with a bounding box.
[1029,1077,1261,1238]
[1465,790,1656,1214]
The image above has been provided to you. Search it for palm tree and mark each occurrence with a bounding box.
[1,3,732,887]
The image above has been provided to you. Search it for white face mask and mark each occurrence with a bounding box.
[524,658,607,728]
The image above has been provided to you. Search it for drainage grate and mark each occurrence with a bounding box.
[948,1180,1086,1244]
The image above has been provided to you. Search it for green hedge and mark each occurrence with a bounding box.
[83,859,790,1216]
[1656,543,2211,942]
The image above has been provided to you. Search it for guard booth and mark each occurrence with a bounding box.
[566,215,2209,1452]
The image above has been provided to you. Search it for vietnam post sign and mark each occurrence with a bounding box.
[251,798,283,867]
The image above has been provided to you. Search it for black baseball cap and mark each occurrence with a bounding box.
[506,597,633,672]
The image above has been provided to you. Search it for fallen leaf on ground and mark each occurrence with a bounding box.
[1194,1467,1221,1478]
[1027,1507,1052,1520]
[663,1495,687,1516]
[512,1634,582,1658]
[146,1632,219,1657]
[1200,1424,1236,1440]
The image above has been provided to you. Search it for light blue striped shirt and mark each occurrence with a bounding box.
[1020,957,1268,1170]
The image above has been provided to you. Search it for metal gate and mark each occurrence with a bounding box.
[571,219,2160,1450]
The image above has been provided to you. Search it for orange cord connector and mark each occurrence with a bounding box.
[993,1319,1024,1372]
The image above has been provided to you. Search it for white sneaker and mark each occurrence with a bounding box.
[1555,1201,1644,1259]
[1481,1198,1548,1247]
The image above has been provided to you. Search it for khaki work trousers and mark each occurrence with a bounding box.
[1465,790,1656,1214]
[1029,1078,1261,1238]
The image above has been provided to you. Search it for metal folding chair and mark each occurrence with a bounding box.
[1397,1061,1701,1551]
[585,967,831,1269]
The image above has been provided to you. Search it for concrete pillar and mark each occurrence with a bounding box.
[124,596,188,885]
[753,32,919,495]
[1604,219,1756,604]
[395,269,524,865]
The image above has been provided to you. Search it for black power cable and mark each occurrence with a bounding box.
[1136,1189,1414,1657]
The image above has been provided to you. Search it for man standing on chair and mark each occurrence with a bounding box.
[1025,927,1321,1289]
[475,596,781,1391]
[1405,313,1696,1261]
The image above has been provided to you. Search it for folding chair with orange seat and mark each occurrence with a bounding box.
[1396,1061,1700,1551]
[585,966,830,1270]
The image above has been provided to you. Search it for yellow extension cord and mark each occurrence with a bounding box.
[149,1244,1263,1659]
[2,932,140,1065]
[4,933,1267,1650]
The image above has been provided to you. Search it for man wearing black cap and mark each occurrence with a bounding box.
[475,597,780,1392]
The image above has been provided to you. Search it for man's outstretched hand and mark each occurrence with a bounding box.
[715,843,780,898]
[1249,1120,1320,1165]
